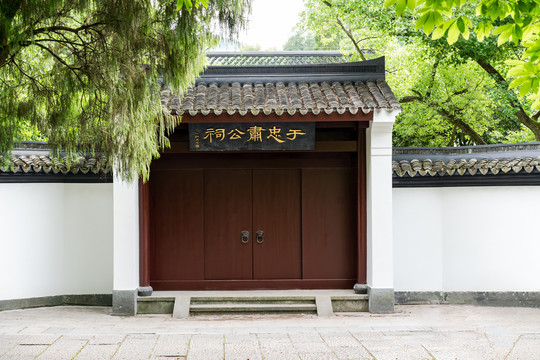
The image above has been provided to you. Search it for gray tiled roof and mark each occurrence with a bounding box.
[161,79,401,117]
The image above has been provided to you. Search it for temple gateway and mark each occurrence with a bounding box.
[1,53,539,316]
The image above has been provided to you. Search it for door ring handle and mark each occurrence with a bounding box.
[256,230,264,244]
[241,230,249,244]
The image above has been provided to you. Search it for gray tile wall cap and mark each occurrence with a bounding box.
[393,143,540,177]
[1,148,111,175]
[5,143,540,178]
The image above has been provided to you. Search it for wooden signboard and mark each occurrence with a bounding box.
[189,122,315,151]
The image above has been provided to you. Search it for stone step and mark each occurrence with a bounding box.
[137,293,369,316]
[189,296,318,315]
[190,296,316,305]
[190,302,318,314]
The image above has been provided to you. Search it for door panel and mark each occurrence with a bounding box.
[149,153,359,289]
[149,169,204,280]
[302,168,357,279]
[204,169,253,280]
[253,169,302,279]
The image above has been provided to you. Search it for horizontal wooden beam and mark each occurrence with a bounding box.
[151,279,356,290]
[163,141,358,154]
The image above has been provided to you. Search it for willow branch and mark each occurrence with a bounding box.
[32,22,108,37]
[34,43,84,85]
[12,59,45,89]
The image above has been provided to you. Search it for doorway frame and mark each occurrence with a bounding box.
[139,118,369,291]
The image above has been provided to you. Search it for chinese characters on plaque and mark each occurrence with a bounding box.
[189,122,315,151]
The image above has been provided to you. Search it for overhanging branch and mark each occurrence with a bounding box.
[32,22,108,37]
[34,43,85,85]
[322,0,367,61]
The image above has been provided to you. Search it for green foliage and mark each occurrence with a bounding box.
[12,120,47,143]
[241,44,262,51]
[0,0,251,180]
[283,28,341,50]
[301,0,539,146]
[390,42,523,146]
[300,0,408,58]
[385,0,540,109]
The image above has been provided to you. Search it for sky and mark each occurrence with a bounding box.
[237,0,305,50]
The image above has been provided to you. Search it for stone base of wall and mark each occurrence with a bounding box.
[395,291,540,308]
[0,294,112,312]
[369,287,395,313]
[112,290,137,316]
[4,292,538,312]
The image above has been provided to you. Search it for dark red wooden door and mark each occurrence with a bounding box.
[301,168,357,280]
[253,169,302,279]
[148,152,358,290]
[204,169,302,280]
[204,169,253,280]
[149,169,205,281]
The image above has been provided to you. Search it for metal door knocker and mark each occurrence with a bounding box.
[241,230,249,244]
[256,230,264,244]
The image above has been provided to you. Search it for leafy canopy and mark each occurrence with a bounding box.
[299,0,538,146]
[385,0,540,109]
[0,0,250,180]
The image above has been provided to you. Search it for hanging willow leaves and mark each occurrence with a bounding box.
[0,0,251,180]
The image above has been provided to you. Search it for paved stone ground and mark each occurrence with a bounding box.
[0,305,539,359]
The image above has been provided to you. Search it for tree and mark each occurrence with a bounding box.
[0,0,251,179]
[284,29,317,51]
[300,0,538,145]
[241,44,262,51]
[392,44,528,146]
[283,27,342,51]
[385,0,540,109]
[301,0,401,59]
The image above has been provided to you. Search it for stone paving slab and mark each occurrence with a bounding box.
[76,344,120,360]
[113,334,158,360]
[153,334,190,357]
[186,334,224,360]
[0,305,539,359]
[36,337,88,360]
[224,333,262,360]
[2,344,49,360]
[0,335,22,357]
[353,331,432,360]
[507,334,540,360]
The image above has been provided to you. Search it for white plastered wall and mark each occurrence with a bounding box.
[393,186,540,291]
[112,179,139,292]
[366,109,399,291]
[0,183,113,301]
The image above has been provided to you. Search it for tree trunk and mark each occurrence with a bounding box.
[439,109,487,145]
[335,16,366,61]
[476,59,540,141]
[0,1,22,69]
